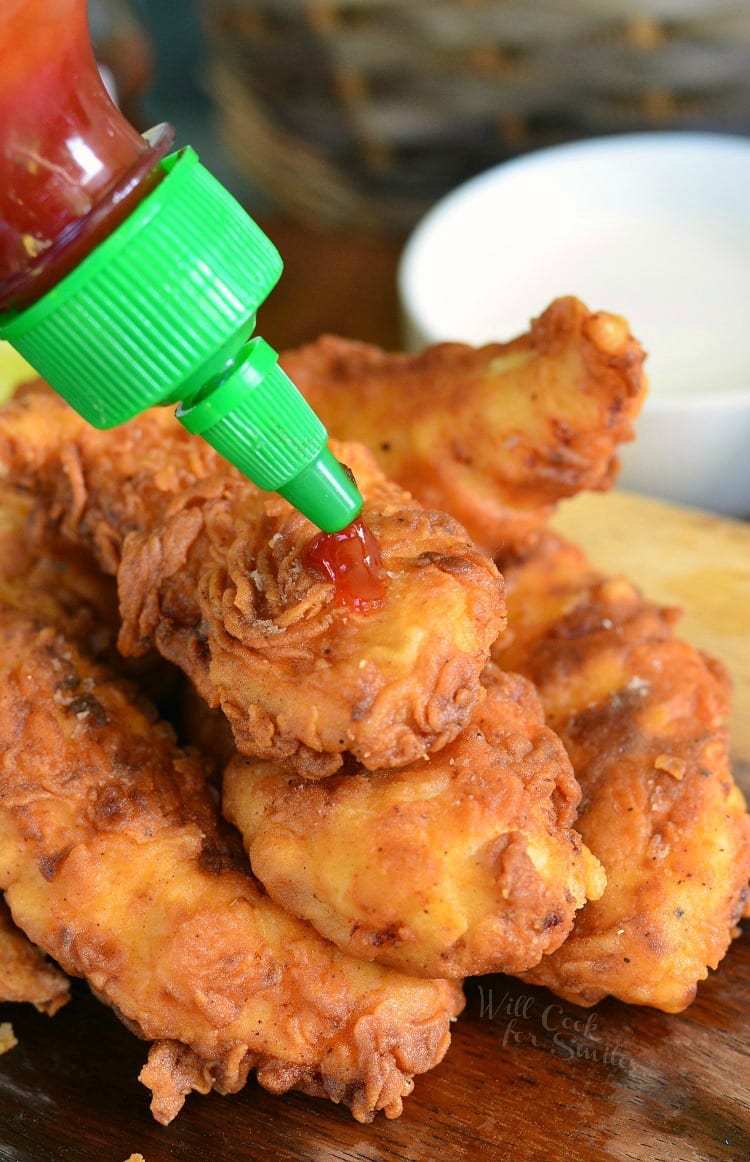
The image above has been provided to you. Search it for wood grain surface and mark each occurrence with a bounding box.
[0,490,748,1162]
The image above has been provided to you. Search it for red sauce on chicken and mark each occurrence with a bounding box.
[302,518,385,612]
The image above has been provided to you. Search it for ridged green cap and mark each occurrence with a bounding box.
[178,337,362,532]
[0,147,364,531]
[0,148,281,425]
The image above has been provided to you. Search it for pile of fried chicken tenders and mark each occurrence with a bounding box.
[0,296,747,1124]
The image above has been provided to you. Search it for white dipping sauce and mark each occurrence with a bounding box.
[467,211,750,400]
[399,133,750,513]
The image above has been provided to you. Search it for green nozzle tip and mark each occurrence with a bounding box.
[177,337,363,531]
[278,448,364,533]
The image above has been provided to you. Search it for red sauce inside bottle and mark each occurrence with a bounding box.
[302,518,385,613]
[0,0,170,310]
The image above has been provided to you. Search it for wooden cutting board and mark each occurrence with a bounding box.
[0,491,748,1162]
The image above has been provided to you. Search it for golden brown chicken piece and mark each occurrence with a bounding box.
[0,485,179,717]
[282,297,647,553]
[0,900,69,1015]
[0,384,504,778]
[493,531,750,1012]
[0,488,118,651]
[223,663,605,978]
[0,590,463,1125]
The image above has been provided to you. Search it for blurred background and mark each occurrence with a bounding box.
[90,0,245,192]
[86,0,750,357]
[94,0,750,232]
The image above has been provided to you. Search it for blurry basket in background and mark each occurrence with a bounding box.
[88,0,154,123]
[201,0,750,232]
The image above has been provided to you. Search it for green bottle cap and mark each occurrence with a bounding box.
[178,337,362,532]
[0,147,363,532]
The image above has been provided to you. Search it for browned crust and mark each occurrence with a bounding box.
[0,385,504,776]
[282,296,647,551]
[494,531,750,1011]
[223,664,604,978]
[0,600,462,1124]
[0,900,69,1016]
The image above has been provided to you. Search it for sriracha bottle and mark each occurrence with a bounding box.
[0,0,363,534]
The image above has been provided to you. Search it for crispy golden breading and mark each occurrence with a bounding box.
[0,488,118,654]
[0,600,463,1125]
[223,664,605,978]
[0,485,179,720]
[493,532,750,1012]
[0,900,69,1016]
[0,490,33,574]
[179,682,236,780]
[282,297,646,552]
[0,384,504,777]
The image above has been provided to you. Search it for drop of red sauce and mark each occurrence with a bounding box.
[302,517,385,612]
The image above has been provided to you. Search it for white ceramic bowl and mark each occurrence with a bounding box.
[398,132,750,517]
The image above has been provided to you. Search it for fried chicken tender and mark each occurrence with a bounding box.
[0,900,69,1015]
[282,297,647,552]
[0,384,504,777]
[0,595,463,1125]
[493,532,750,1012]
[223,664,605,978]
[0,484,178,718]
